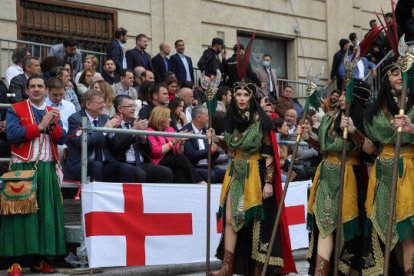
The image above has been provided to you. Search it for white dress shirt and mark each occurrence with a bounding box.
[45,97,76,132]
[179,53,192,82]
[6,64,23,84]
[191,123,208,166]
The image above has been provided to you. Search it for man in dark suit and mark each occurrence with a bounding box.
[182,105,226,183]
[64,89,145,182]
[170,39,194,87]
[106,27,128,74]
[108,95,174,183]
[8,56,41,103]
[151,42,171,83]
[126,33,154,72]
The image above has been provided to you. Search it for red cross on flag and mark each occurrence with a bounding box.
[82,181,310,268]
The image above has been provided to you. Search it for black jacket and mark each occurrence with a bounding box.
[107,124,151,165]
[223,54,261,87]
[197,48,224,77]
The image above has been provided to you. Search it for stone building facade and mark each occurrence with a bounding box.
[0,0,392,82]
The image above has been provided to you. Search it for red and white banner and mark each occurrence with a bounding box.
[82,181,310,268]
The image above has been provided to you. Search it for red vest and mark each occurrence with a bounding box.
[11,100,60,162]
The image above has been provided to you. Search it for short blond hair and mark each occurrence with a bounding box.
[85,54,99,69]
[148,106,170,130]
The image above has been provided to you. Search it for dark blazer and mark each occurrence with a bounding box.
[107,124,151,166]
[126,48,154,72]
[106,39,124,74]
[8,73,28,104]
[151,53,171,83]
[181,123,219,165]
[170,53,194,86]
[64,109,117,179]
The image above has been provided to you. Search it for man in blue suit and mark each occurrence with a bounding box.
[64,89,144,182]
[126,34,154,72]
[170,39,194,86]
[151,42,172,83]
[182,105,226,183]
[106,27,128,74]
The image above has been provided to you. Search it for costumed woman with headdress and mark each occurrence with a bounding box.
[362,56,414,275]
[210,36,296,276]
[303,79,375,275]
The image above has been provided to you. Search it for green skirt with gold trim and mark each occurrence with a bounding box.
[306,153,365,275]
[215,158,285,275]
[0,161,66,257]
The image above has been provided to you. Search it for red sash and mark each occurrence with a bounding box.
[11,100,60,161]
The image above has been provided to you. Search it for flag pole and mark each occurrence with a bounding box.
[201,71,221,275]
[383,61,411,276]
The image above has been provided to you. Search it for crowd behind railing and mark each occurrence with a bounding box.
[0,28,326,185]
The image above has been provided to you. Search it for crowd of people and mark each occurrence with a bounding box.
[0,7,414,275]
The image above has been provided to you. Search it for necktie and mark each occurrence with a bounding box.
[124,122,131,129]
[92,120,103,162]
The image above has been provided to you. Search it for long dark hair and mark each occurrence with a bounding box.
[168,97,185,130]
[365,60,414,124]
[223,83,273,133]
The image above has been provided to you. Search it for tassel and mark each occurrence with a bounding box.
[0,193,38,215]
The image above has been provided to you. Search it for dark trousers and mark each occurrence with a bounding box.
[65,160,146,183]
[158,154,202,183]
[142,163,174,183]
[194,166,226,183]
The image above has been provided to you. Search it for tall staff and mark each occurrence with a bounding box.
[200,70,221,276]
[332,47,359,276]
[261,66,323,276]
[383,35,414,276]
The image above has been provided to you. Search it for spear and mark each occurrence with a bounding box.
[383,35,414,276]
[261,66,323,276]
[200,69,221,276]
[332,46,359,276]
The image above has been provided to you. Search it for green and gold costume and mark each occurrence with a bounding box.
[362,109,414,276]
[307,111,363,275]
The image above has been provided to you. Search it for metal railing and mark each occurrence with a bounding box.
[363,41,414,101]
[363,49,394,101]
[0,38,107,77]
[276,78,327,106]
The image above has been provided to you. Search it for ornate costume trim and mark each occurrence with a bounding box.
[308,153,360,239]
[361,225,384,276]
[251,220,284,267]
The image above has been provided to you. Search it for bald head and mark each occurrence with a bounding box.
[133,66,146,85]
[178,87,194,107]
[159,43,171,56]
[284,109,297,127]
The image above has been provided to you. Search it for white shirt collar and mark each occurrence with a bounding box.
[29,100,46,110]
[191,123,202,134]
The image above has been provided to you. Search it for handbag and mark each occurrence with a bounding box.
[0,135,45,215]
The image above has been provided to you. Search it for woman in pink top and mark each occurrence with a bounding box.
[146,106,203,183]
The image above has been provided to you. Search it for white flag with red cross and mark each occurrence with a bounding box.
[82,181,309,268]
